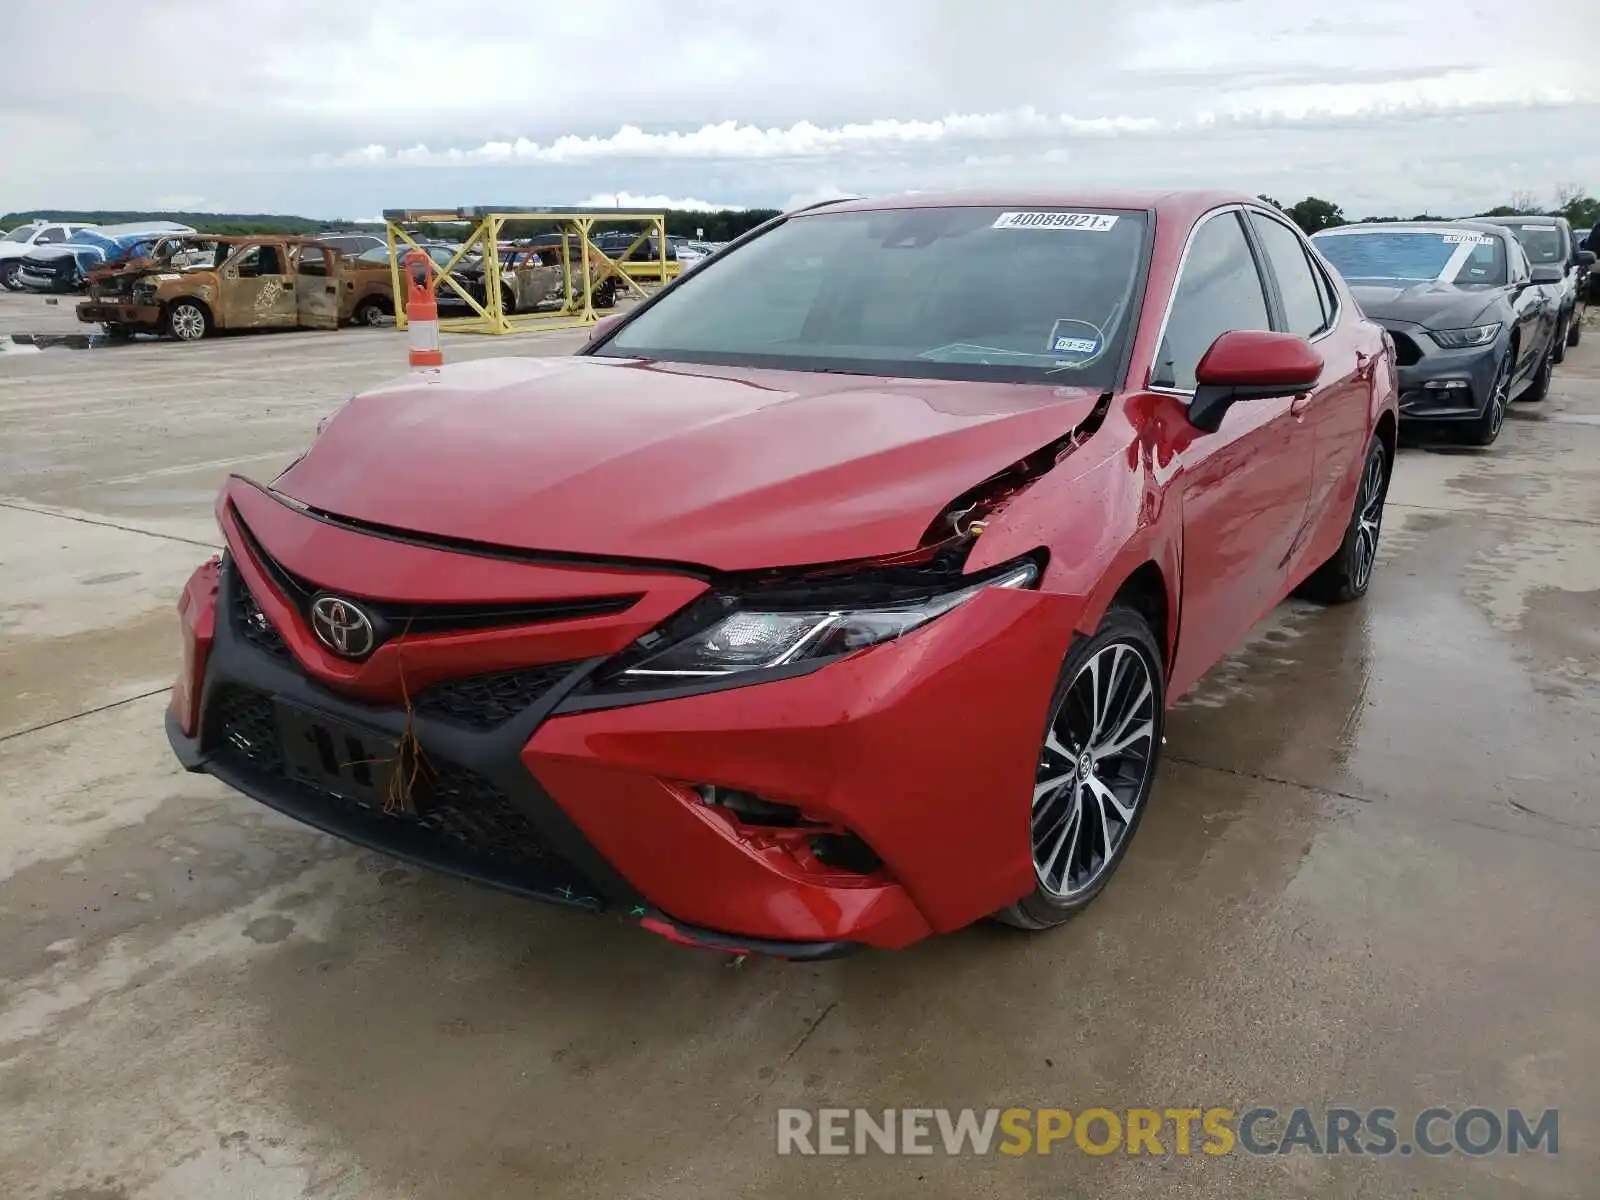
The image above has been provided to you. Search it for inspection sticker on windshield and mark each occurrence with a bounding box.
[1442,232,1491,244]
[993,211,1119,232]
[1047,319,1103,359]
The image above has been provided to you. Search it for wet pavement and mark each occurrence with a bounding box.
[1,315,1597,1198]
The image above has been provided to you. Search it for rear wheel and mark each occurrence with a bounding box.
[1467,350,1512,445]
[1520,342,1554,405]
[352,296,389,327]
[1298,436,1388,605]
[165,299,211,342]
[1569,312,1583,347]
[995,605,1165,931]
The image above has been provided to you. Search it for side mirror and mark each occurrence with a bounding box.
[1580,250,1597,269]
[1530,264,1564,285]
[583,312,625,349]
[1187,330,1323,433]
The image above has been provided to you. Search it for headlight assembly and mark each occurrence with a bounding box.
[1428,323,1502,349]
[588,557,1041,694]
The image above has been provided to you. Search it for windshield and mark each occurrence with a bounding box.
[1510,225,1567,264]
[595,206,1149,385]
[1313,228,1507,287]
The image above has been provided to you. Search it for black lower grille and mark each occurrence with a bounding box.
[230,566,291,659]
[1390,331,1423,366]
[416,663,577,729]
[208,684,599,904]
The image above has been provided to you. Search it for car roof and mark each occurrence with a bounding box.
[797,188,1260,223]
[1318,220,1511,241]
[1473,214,1565,229]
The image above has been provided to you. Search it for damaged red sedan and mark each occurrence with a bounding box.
[167,191,1398,956]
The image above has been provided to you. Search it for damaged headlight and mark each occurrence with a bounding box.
[614,558,1040,684]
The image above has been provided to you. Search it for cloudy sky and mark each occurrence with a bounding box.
[3,0,1598,220]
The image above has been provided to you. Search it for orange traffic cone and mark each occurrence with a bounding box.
[403,250,443,371]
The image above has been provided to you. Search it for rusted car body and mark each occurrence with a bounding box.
[77,236,394,340]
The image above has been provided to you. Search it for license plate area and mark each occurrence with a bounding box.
[275,701,405,807]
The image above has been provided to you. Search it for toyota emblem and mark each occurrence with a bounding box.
[310,595,377,659]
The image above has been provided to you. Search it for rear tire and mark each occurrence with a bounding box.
[1297,436,1388,605]
[352,297,389,327]
[995,604,1165,931]
[1520,342,1554,405]
[1569,313,1583,347]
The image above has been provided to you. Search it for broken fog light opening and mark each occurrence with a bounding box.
[612,558,1040,684]
[695,785,817,827]
[807,833,884,876]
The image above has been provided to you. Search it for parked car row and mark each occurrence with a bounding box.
[1310,215,1594,446]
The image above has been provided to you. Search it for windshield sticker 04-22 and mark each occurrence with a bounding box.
[1047,318,1104,360]
[993,212,1119,232]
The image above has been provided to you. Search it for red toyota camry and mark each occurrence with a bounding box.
[167,190,1398,956]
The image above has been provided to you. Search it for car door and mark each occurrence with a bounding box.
[1503,239,1547,382]
[1246,209,1370,574]
[221,242,297,328]
[292,246,341,329]
[1154,208,1317,699]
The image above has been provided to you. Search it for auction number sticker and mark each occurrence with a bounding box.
[1442,233,1491,244]
[994,211,1119,232]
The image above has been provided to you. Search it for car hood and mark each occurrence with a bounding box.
[20,244,83,265]
[271,356,1104,572]
[1349,282,1498,330]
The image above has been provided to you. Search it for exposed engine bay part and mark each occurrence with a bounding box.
[920,392,1112,550]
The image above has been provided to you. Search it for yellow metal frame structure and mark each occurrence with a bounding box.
[381,207,678,335]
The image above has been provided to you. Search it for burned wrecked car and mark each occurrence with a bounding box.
[77,236,396,340]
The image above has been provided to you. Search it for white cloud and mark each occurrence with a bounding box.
[574,192,744,213]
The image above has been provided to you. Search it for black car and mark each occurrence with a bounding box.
[1311,220,1560,446]
[1472,215,1592,360]
[1579,225,1600,301]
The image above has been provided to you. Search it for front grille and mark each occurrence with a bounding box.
[232,508,642,638]
[208,684,599,904]
[229,565,291,660]
[1389,331,1423,366]
[416,663,578,729]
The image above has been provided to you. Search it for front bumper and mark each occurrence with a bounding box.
[15,264,78,293]
[78,300,161,327]
[1385,322,1502,422]
[168,512,1077,953]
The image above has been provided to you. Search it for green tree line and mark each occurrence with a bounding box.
[1,207,782,242]
[1257,188,1600,235]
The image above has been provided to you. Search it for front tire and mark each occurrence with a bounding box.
[1467,349,1512,445]
[165,299,211,342]
[1569,312,1583,347]
[1552,315,1568,364]
[1298,436,1388,605]
[0,261,19,291]
[996,605,1165,931]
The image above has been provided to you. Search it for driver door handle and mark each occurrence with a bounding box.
[1290,394,1313,417]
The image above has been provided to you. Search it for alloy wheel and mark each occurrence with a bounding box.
[1488,356,1511,437]
[1032,642,1159,898]
[1352,444,1386,592]
[171,304,206,341]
